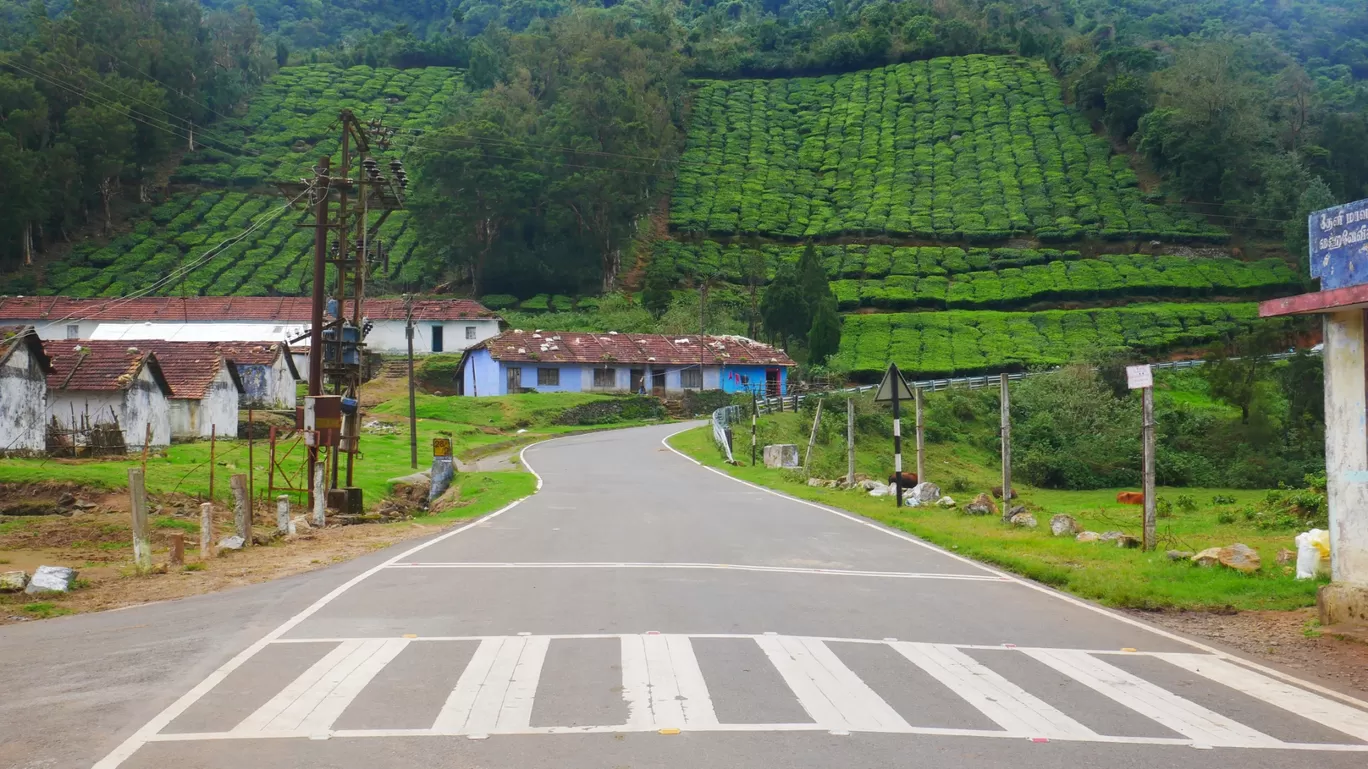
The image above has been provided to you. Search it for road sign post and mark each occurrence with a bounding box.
[1127,364,1157,551]
[874,363,915,507]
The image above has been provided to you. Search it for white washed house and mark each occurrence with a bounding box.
[0,326,51,454]
[129,343,244,440]
[44,341,172,450]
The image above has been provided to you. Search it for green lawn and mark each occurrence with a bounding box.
[669,425,1323,611]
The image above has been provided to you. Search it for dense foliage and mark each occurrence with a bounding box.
[0,0,274,268]
[830,303,1292,379]
[671,56,1223,242]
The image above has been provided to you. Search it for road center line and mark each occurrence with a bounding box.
[383,561,1006,581]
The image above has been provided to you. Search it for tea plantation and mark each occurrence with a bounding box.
[670,55,1225,243]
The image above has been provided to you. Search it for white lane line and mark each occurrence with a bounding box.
[297,639,409,733]
[620,635,653,727]
[232,641,366,733]
[666,634,719,727]
[235,639,409,734]
[500,635,550,730]
[1154,653,1368,743]
[384,562,1002,581]
[891,642,1096,739]
[629,634,720,728]
[755,635,909,732]
[432,638,503,732]
[91,443,547,769]
[433,635,550,733]
[659,425,1368,714]
[1025,648,1282,748]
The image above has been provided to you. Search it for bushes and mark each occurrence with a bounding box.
[671,56,1224,243]
[552,396,665,425]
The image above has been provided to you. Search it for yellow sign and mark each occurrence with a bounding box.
[433,437,452,457]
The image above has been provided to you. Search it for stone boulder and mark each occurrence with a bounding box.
[868,484,889,497]
[1166,550,1194,561]
[1192,547,1222,567]
[860,479,884,491]
[1218,543,1261,573]
[937,496,956,508]
[1276,548,1296,565]
[0,570,29,592]
[904,482,942,507]
[1049,515,1078,537]
[1009,511,1038,528]
[1100,531,1125,542]
[763,444,799,469]
[217,535,246,551]
[24,565,77,595]
[964,493,997,516]
[1075,531,1101,543]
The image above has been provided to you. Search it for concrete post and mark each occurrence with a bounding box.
[999,374,1012,521]
[231,473,250,546]
[1142,386,1156,551]
[846,398,855,486]
[276,495,292,535]
[169,534,184,567]
[128,468,151,573]
[199,502,212,558]
[313,462,327,528]
[1320,310,1368,627]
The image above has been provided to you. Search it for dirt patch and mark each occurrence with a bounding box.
[1132,608,1368,700]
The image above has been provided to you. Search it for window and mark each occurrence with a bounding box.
[66,325,80,339]
[465,326,476,340]
[680,367,702,390]
[593,368,615,388]
[537,367,559,386]
[431,325,444,352]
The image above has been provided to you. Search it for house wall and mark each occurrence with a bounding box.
[235,355,296,409]
[518,363,582,393]
[202,367,240,437]
[168,399,196,439]
[123,367,171,448]
[0,345,47,453]
[368,319,500,355]
[49,391,123,432]
[462,348,503,396]
[1323,310,1368,587]
[720,365,787,395]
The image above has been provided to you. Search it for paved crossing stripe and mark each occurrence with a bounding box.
[233,639,409,734]
[432,635,550,733]
[621,634,720,728]
[754,635,909,732]
[891,642,1098,739]
[1154,652,1368,743]
[1024,648,1282,748]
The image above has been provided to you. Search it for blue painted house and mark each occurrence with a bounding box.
[456,330,794,397]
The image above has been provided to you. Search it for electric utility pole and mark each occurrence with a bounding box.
[405,292,417,469]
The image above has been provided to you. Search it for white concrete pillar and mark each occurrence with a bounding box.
[1322,310,1368,586]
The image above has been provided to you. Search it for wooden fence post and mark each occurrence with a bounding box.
[231,473,249,546]
[169,534,184,567]
[846,397,856,486]
[208,427,216,505]
[1000,373,1012,521]
[803,399,823,477]
[1142,385,1157,551]
[128,468,151,573]
[200,502,213,558]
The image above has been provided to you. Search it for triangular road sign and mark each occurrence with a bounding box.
[873,363,914,403]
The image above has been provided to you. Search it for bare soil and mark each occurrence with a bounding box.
[1132,608,1368,700]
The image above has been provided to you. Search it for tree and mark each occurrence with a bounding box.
[641,257,673,318]
[795,242,827,331]
[807,296,841,365]
[1202,329,1286,425]
[760,261,807,350]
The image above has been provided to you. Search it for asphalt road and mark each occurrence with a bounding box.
[5,422,1368,769]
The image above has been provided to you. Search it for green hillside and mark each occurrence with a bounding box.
[20,64,456,298]
[671,56,1225,243]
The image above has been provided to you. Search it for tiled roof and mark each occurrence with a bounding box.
[477,331,796,367]
[0,296,498,323]
[43,340,172,395]
[0,325,51,373]
[115,341,246,399]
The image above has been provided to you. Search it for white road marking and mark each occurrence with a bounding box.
[89,443,547,769]
[233,639,409,734]
[622,634,720,728]
[1154,653,1368,743]
[755,635,909,732]
[433,635,550,732]
[891,642,1098,739]
[384,561,1002,581]
[659,425,1368,714]
[1024,648,1283,748]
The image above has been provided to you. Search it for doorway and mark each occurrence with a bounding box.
[630,368,645,394]
[766,368,781,396]
[506,366,521,394]
[651,369,666,395]
[431,325,444,352]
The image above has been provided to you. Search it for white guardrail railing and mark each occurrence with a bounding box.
[710,405,745,462]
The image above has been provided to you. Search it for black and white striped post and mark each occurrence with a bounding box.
[892,382,903,507]
[750,389,758,466]
[874,363,914,508]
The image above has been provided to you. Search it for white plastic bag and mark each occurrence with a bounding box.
[1294,529,1330,579]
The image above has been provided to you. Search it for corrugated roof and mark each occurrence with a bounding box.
[44,340,172,395]
[477,331,796,367]
[0,296,498,323]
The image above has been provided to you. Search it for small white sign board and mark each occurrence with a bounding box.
[1126,364,1153,390]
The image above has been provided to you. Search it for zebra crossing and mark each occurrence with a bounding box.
[149,633,1368,750]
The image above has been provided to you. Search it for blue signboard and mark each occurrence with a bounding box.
[1309,198,1368,290]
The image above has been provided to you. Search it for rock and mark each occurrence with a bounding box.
[1192,547,1222,567]
[860,479,884,491]
[1218,543,1261,573]
[72,499,97,511]
[1008,505,1027,518]
[1009,511,1038,528]
[24,565,77,594]
[868,484,889,497]
[906,482,942,507]
[964,493,997,516]
[937,496,956,508]
[1100,531,1125,542]
[1276,548,1296,566]
[762,444,799,469]
[806,478,825,487]
[0,570,29,592]
[825,479,840,489]
[290,515,312,532]
[1115,535,1141,549]
[1075,531,1101,543]
[991,486,1018,500]
[1166,550,1194,561]
[1049,514,1078,537]
[57,492,76,507]
[217,535,245,551]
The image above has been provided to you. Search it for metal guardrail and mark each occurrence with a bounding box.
[711,405,744,462]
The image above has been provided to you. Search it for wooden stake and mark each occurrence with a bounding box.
[915,387,925,483]
[128,468,151,573]
[208,427,216,505]
[803,399,823,477]
[846,397,856,486]
[248,409,255,516]
[169,533,184,567]
[1142,385,1157,551]
[140,422,152,475]
[199,502,212,558]
[231,473,249,546]
[999,373,1012,521]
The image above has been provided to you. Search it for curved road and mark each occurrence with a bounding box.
[4,422,1368,769]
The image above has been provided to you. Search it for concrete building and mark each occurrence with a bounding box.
[125,343,244,440]
[1260,197,1368,632]
[0,296,500,355]
[0,326,52,454]
[131,340,297,411]
[44,341,172,450]
[457,330,794,397]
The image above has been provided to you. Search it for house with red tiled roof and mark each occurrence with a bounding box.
[132,340,298,411]
[1,326,52,454]
[44,341,172,449]
[126,342,245,440]
[455,330,795,397]
[0,296,501,355]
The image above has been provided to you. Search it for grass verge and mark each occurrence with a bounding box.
[668,425,1324,612]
